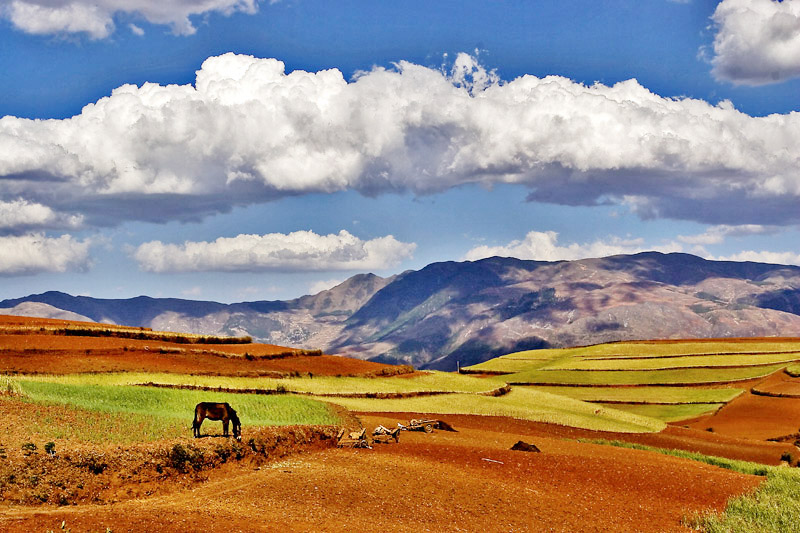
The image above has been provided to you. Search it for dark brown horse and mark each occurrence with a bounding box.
[192,402,241,440]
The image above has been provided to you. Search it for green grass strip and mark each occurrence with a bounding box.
[17,381,341,429]
[545,352,800,371]
[585,439,800,533]
[527,385,743,404]
[595,402,723,422]
[504,364,784,386]
[16,371,498,395]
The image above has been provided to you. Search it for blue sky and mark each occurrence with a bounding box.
[1,0,800,303]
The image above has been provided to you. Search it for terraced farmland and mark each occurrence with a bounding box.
[464,338,800,421]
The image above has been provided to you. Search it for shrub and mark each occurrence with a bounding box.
[168,443,205,473]
[77,453,107,474]
[21,442,36,456]
[44,442,56,456]
[781,451,795,464]
[213,444,231,462]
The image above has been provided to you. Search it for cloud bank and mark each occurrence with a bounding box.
[132,230,416,273]
[710,0,800,85]
[677,224,775,246]
[0,233,91,275]
[3,52,800,231]
[463,231,681,262]
[718,250,800,266]
[465,227,800,268]
[1,0,262,39]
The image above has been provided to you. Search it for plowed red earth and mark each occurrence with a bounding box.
[0,413,763,533]
[0,314,398,377]
[0,344,393,376]
[367,413,795,465]
[685,392,800,441]
[751,368,800,396]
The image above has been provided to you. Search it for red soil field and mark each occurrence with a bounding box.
[0,414,763,533]
[684,390,800,441]
[678,371,800,440]
[0,315,399,377]
[751,368,800,397]
[369,413,795,466]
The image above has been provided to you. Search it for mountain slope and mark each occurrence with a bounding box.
[3,252,800,370]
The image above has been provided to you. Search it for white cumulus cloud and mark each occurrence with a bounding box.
[717,250,800,266]
[709,0,800,85]
[0,199,83,232]
[0,233,92,275]
[133,230,416,273]
[463,231,683,262]
[677,224,775,246]
[3,52,800,227]
[2,0,262,39]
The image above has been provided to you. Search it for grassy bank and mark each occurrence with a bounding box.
[527,385,743,404]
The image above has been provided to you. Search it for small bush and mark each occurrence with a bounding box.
[44,442,56,456]
[781,451,795,464]
[168,443,205,473]
[21,442,37,456]
[213,444,231,463]
[77,454,108,474]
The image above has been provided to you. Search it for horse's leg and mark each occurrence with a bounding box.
[194,413,205,438]
[223,417,229,437]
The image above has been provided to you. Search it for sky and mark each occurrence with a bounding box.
[1,0,800,304]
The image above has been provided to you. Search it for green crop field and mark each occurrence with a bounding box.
[595,402,723,422]
[527,385,743,404]
[461,339,800,424]
[323,387,665,433]
[786,363,800,377]
[499,364,784,386]
[16,371,500,396]
[11,379,341,442]
[466,340,800,374]
[544,352,800,371]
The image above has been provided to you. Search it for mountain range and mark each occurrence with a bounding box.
[3,252,800,370]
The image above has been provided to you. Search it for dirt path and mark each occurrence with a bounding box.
[1,414,763,532]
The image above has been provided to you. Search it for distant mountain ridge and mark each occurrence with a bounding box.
[3,252,800,370]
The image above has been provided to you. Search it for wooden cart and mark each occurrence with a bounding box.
[336,428,371,448]
[372,426,401,444]
[400,419,439,433]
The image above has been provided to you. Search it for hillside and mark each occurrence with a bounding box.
[3,252,800,370]
[3,315,800,531]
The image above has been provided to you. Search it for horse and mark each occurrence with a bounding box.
[192,402,241,441]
